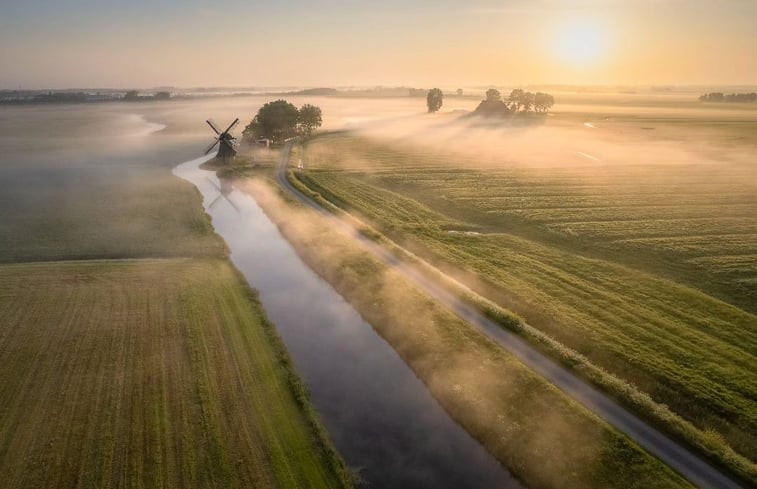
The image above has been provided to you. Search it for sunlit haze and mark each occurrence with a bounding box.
[1,0,757,486]
[555,19,606,65]
[1,0,756,88]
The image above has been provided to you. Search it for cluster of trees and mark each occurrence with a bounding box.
[31,92,89,103]
[425,87,555,116]
[242,100,322,144]
[699,92,756,103]
[488,88,554,112]
[123,90,171,101]
[472,88,554,118]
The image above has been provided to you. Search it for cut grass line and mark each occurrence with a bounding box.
[0,259,352,489]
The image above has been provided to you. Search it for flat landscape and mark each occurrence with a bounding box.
[291,104,757,481]
[4,1,757,487]
[0,259,345,488]
[0,106,350,489]
[242,178,692,489]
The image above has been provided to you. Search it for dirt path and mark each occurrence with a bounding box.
[275,141,745,489]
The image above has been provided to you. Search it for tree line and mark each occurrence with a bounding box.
[123,90,171,101]
[699,92,756,103]
[426,87,554,116]
[471,88,554,118]
[485,88,554,112]
[242,100,322,144]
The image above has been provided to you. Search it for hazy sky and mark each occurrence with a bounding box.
[1,0,755,89]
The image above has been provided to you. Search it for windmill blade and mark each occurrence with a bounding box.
[205,177,239,212]
[206,119,221,135]
[208,194,223,209]
[204,139,220,155]
[223,118,240,134]
[205,177,222,192]
[222,194,240,213]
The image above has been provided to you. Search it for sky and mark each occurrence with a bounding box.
[1,0,756,89]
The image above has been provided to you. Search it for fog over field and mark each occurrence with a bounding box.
[348,99,757,170]
[3,0,757,487]
[279,90,756,486]
[1,88,755,488]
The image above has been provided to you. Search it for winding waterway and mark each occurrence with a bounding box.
[174,156,521,489]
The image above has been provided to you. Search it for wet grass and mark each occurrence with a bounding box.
[244,178,692,489]
[0,129,351,487]
[0,259,350,489]
[292,132,757,483]
[0,171,227,263]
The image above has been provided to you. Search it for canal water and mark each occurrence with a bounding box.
[174,156,521,489]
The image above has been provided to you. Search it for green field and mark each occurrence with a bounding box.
[292,130,757,477]
[244,180,691,489]
[0,259,347,488]
[0,108,350,488]
[0,168,227,263]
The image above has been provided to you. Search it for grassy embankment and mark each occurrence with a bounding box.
[287,132,757,484]
[233,164,692,489]
[0,156,351,488]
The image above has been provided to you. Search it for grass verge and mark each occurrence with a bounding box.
[0,258,352,489]
[289,134,757,484]
[240,177,692,489]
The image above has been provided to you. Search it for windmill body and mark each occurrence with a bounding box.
[204,118,239,161]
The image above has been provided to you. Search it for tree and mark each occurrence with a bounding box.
[521,91,535,112]
[243,99,300,144]
[427,88,443,113]
[486,88,501,102]
[534,92,546,112]
[456,88,463,96]
[298,104,322,136]
[535,92,554,112]
[508,89,524,111]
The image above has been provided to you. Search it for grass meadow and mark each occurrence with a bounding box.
[0,106,351,488]
[0,259,349,488]
[0,168,227,262]
[243,178,691,489]
[291,128,757,483]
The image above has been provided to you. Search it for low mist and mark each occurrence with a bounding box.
[346,101,757,173]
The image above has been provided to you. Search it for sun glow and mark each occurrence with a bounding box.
[556,20,607,65]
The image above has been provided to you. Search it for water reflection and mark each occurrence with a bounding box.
[174,157,521,489]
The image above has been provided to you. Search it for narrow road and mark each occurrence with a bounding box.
[275,141,743,489]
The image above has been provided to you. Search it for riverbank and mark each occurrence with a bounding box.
[0,104,352,488]
[236,175,691,489]
[289,131,757,486]
[179,156,521,488]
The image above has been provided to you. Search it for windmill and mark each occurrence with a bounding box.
[204,118,239,160]
[206,177,239,212]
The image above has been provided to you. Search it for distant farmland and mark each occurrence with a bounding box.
[293,131,757,478]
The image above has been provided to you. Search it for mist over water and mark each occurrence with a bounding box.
[0,96,525,487]
[2,92,755,487]
[175,158,521,488]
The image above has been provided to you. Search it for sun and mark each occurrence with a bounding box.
[556,20,606,64]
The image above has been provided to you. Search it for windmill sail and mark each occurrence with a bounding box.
[204,118,239,161]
